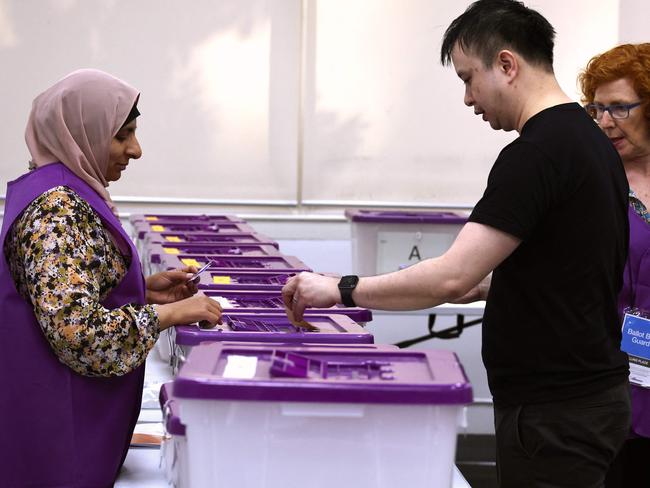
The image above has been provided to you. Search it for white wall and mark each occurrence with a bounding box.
[0,0,633,211]
[0,0,302,203]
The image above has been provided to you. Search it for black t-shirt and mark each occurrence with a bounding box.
[469,103,630,405]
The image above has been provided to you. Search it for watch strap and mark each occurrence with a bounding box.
[338,275,359,307]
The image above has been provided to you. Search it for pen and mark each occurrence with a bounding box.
[186,260,215,283]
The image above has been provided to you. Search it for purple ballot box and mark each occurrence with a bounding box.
[174,343,472,488]
[217,341,398,351]
[152,290,372,366]
[159,383,188,488]
[130,213,246,224]
[150,253,311,276]
[345,209,467,276]
[170,338,399,376]
[176,313,371,346]
[131,219,256,244]
[171,313,373,364]
[201,289,372,324]
[139,232,279,265]
[149,242,282,257]
[195,270,295,291]
[144,230,278,248]
[146,242,283,275]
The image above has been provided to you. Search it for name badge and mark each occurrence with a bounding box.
[621,309,650,388]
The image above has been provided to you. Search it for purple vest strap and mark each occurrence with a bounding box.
[0,163,147,487]
[620,205,650,437]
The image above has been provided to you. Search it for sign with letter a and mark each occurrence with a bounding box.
[376,231,455,274]
[408,246,422,261]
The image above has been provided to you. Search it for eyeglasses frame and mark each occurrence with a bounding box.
[584,101,643,121]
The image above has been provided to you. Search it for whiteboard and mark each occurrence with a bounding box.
[301,0,620,206]
[0,0,301,202]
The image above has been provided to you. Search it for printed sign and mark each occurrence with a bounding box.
[376,230,456,275]
[621,312,650,388]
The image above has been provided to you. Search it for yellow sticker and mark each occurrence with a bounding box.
[151,225,165,232]
[182,258,201,267]
[145,216,159,221]
[212,276,232,284]
[164,248,180,254]
[165,236,182,242]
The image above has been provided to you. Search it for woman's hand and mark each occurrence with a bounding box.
[146,267,199,304]
[155,293,223,331]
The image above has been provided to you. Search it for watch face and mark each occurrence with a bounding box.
[339,275,359,288]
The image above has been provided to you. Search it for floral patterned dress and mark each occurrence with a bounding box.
[630,189,650,225]
[4,186,159,377]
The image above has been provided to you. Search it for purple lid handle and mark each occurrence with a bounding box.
[345,209,467,224]
[268,351,395,380]
[327,360,395,380]
[269,351,325,378]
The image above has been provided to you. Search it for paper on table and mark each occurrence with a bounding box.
[213,296,235,308]
[131,422,165,448]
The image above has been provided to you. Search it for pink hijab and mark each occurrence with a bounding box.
[24,69,140,213]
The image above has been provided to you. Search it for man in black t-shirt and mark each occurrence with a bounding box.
[282,1,631,486]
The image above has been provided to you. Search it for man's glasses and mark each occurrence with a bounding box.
[584,102,642,121]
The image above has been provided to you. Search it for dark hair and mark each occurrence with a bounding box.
[440,0,555,71]
[121,95,141,129]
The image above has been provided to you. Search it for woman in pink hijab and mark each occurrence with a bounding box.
[0,69,222,487]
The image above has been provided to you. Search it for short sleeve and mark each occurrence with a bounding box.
[469,140,562,240]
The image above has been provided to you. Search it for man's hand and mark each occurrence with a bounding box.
[281,272,341,322]
[146,267,199,304]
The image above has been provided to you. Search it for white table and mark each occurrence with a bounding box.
[115,448,165,487]
[116,447,472,487]
[372,302,485,317]
[373,301,485,347]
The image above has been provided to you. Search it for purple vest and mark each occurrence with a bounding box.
[0,163,146,487]
[619,205,650,437]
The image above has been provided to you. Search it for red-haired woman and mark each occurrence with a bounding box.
[580,43,650,488]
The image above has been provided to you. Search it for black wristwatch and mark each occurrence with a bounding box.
[338,275,359,307]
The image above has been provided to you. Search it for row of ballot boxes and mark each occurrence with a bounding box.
[130,211,472,488]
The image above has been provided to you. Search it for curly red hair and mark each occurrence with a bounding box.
[578,43,650,121]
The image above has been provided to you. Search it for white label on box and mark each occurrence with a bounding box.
[223,355,258,379]
[376,230,456,275]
